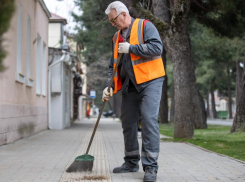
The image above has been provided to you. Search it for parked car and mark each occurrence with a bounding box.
[103,110,114,117]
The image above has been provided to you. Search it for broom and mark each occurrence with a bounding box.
[66,43,124,173]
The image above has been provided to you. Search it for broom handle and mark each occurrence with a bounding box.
[86,41,124,154]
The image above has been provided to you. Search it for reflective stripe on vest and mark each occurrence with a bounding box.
[112,30,122,94]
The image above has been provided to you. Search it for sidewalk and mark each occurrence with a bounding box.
[0,118,244,182]
[207,118,233,126]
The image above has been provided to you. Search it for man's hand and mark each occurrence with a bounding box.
[118,42,130,53]
[102,87,113,101]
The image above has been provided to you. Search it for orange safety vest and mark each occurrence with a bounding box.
[112,18,166,94]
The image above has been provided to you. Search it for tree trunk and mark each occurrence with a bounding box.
[170,19,194,138]
[152,0,171,124]
[211,90,217,119]
[231,87,245,132]
[206,91,210,118]
[236,59,243,105]
[165,0,208,137]
[152,0,171,24]
[170,82,175,124]
[169,0,179,9]
[226,65,233,119]
[231,54,245,132]
[159,48,168,123]
[192,84,207,129]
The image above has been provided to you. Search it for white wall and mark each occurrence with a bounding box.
[48,23,61,48]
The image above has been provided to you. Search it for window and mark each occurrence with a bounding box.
[36,34,41,94]
[27,15,31,78]
[26,15,34,87]
[15,2,25,83]
[42,42,47,96]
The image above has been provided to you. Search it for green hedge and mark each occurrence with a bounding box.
[0,0,15,72]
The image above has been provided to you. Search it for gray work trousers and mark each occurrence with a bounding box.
[121,79,163,172]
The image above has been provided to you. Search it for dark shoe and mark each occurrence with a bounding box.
[144,166,157,182]
[113,163,139,173]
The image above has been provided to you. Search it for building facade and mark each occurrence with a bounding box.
[48,13,67,49]
[0,0,51,145]
[48,13,81,129]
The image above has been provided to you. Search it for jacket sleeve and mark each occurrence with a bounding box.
[129,21,162,58]
[106,41,114,90]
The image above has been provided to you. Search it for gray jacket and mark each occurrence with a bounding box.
[106,17,164,95]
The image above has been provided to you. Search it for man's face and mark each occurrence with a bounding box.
[108,9,125,30]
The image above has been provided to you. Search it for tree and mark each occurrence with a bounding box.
[191,0,245,38]
[231,55,245,132]
[191,0,245,122]
[73,0,115,65]
[190,20,244,120]
[0,0,15,72]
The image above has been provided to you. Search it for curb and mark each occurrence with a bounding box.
[160,136,245,165]
[184,142,245,165]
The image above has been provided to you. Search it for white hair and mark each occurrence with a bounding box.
[105,1,129,15]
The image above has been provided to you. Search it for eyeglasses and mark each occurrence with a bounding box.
[109,13,122,24]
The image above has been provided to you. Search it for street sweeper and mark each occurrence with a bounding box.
[102,1,166,182]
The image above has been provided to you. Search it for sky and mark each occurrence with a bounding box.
[43,0,82,33]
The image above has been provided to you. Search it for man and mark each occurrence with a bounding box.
[103,1,165,182]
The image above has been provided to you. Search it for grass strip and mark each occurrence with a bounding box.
[159,124,245,162]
